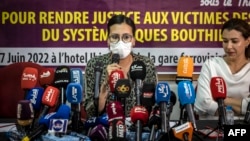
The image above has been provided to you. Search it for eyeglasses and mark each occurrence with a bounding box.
[108,33,133,44]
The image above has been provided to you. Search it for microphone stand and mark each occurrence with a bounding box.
[203,116,224,140]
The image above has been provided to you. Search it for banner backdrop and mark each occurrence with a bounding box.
[0,0,249,74]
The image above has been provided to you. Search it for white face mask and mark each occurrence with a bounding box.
[110,41,132,59]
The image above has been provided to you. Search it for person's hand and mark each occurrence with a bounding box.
[106,63,122,75]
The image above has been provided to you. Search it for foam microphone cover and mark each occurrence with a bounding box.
[109,69,125,93]
[42,86,60,107]
[107,101,125,122]
[21,67,38,89]
[89,124,108,141]
[178,81,195,106]
[155,82,171,104]
[26,87,44,111]
[177,56,193,78]
[39,68,55,86]
[17,100,34,126]
[53,66,71,88]
[70,68,84,86]
[114,79,131,98]
[66,83,83,104]
[109,119,126,141]
[129,60,146,81]
[55,104,71,119]
[210,77,227,100]
[176,56,193,83]
[141,82,155,106]
[112,53,120,64]
[130,105,149,125]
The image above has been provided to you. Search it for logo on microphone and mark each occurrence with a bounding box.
[130,64,143,72]
[22,73,37,81]
[215,77,225,94]
[116,84,130,93]
[56,68,69,73]
[157,83,169,98]
[49,119,68,133]
[40,71,51,78]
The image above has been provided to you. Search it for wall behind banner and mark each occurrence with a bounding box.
[0,0,249,74]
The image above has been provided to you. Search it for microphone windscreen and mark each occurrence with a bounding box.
[114,79,131,98]
[66,83,83,104]
[42,86,60,107]
[55,104,71,119]
[177,56,194,78]
[210,77,227,100]
[21,67,38,89]
[39,112,57,126]
[112,53,120,64]
[53,66,71,88]
[84,117,100,129]
[155,82,171,104]
[130,105,149,124]
[17,100,34,126]
[141,82,155,107]
[148,106,161,128]
[177,81,196,105]
[109,119,126,140]
[39,68,55,86]
[129,60,146,81]
[89,124,108,141]
[70,68,84,86]
[26,87,44,111]
[109,69,125,93]
[107,101,125,122]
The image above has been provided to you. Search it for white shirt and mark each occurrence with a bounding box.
[194,57,250,116]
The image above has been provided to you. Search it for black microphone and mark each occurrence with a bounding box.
[166,91,177,121]
[243,102,250,124]
[114,79,131,115]
[94,61,103,116]
[129,60,146,106]
[141,82,155,114]
[112,53,120,64]
[53,66,71,105]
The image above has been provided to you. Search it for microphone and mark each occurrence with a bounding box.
[112,53,120,64]
[21,67,38,98]
[129,60,146,105]
[106,101,126,140]
[37,86,60,123]
[66,82,83,132]
[114,79,131,114]
[130,105,149,141]
[39,68,55,88]
[210,77,227,126]
[25,87,44,129]
[17,100,34,133]
[141,82,155,114]
[109,69,125,100]
[148,106,161,141]
[155,82,171,133]
[94,61,103,116]
[26,87,44,112]
[178,81,197,131]
[84,113,108,132]
[22,104,70,141]
[89,124,108,141]
[243,102,250,124]
[172,122,194,141]
[175,56,194,84]
[53,66,71,105]
[21,112,57,141]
